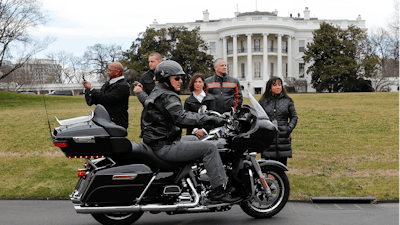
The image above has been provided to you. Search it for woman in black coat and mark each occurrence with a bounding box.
[259,76,298,166]
[184,74,216,138]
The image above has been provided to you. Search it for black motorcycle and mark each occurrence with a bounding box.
[51,92,290,225]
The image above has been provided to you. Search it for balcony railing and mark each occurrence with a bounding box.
[238,48,247,53]
[227,48,287,54]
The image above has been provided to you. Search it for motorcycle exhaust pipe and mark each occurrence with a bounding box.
[74,178,200,214]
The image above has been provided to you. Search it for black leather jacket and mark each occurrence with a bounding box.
[136,83,222,145]
[184,92,216,135]
[259,93,298,158]
[205,73,243,114]
[140,70,156,95]
[85,79,130,129]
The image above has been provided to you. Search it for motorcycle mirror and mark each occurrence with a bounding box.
[198,105,207,114]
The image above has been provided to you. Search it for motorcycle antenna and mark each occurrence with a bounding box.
[42,93,53,136]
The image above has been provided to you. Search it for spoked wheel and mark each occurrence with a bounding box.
[240,166,290,218]
[91,212,144,225]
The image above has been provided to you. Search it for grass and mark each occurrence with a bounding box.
[0,91,398,201]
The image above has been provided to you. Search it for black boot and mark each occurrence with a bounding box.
[210,185,241,203]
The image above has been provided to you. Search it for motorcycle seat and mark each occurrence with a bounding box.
[92,105,127,137]
[130,142,184,170]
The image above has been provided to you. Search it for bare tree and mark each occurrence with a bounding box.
[367,27,399,91]
[387,0,399,36]
[0,64,34,91]
[82,43,123,81]
[45,50,86,85]
[0,0,56,81]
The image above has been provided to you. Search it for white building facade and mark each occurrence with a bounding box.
[150,8,366,93]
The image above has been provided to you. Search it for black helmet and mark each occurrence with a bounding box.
[155,60,185,82]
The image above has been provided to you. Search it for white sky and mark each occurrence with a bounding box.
[33,0,397,58]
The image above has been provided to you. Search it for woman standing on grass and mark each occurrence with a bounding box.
[184,74,216,139]
[259,76,298,166]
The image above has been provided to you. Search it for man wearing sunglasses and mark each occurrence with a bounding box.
[83,62,130,129]
[134,60,240,203]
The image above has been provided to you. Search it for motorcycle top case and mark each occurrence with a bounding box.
[52,121,131,158]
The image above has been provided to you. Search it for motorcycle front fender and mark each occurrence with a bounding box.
[258,160,289,172]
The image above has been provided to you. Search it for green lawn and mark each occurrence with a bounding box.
[0,91,398,201]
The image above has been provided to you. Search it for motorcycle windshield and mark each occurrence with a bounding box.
[243,90,270,120]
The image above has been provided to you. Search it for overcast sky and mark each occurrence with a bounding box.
[32,0,397,58]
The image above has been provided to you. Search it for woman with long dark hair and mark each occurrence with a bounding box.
[184,74,216,138]
[259,77,298,166]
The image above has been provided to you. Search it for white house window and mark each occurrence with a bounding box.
[254,62,261,78]
[299,40,305,52]
[241,63,245,78]
[270,63,274,76]
[209,42,216,55]
[227,41,233,54]
[282,40,288,53]
[270,40,275,52]
[240,40,245,53]
[299,63,305,78]
[254,39,261,52]
[283,63,288,77]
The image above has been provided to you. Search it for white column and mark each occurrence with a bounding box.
[263,33,269,82]
[277,34,282,80]
[232,35,238,78]
[222,37,227,63]
[246,33,252,82]
[288,35,292,78]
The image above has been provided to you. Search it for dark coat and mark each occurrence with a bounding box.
[259,93,298,159]
[140,70,156,95]
[204,74,243,114]
[85,79,130,129]
[184,92,216,135]
[136,84,220,146]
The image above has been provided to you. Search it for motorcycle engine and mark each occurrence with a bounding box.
[199,169,210,181]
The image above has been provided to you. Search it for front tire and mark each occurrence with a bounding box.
[91,212,143,225]
[240,166,290,218]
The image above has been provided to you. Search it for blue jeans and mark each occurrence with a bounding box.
[154,135,228,189]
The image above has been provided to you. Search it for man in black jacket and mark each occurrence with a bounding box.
[83,62,130,129]
[140,52,162,95]
[134,60,240,203]
[205,58,243,114]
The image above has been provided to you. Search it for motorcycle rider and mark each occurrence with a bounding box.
[134,60,240,203]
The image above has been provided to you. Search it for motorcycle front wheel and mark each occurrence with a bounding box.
[91,212,144,225]
[240,166,290,218]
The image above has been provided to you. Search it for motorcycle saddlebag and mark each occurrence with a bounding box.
[81,164,153,204]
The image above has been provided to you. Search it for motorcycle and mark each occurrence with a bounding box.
[50,91,290,225]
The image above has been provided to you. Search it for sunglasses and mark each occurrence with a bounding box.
[172,76,182,81]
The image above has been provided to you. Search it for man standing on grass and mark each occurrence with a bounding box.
[140,52,162,95]
[83,62,130,129]
[205,58,243,114]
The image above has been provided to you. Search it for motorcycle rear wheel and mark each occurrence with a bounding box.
[240,166,290,218]
[91,212,144,225]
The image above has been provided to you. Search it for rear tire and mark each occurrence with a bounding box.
[240,166,290,218]
[91,212,143,225]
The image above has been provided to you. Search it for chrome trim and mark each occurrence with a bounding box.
[74,178,200,214]
[73,136,95,143]
[112,174,138,180]
[135,175,156,204]
[55,111,94,126]
[163,185,182,195]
